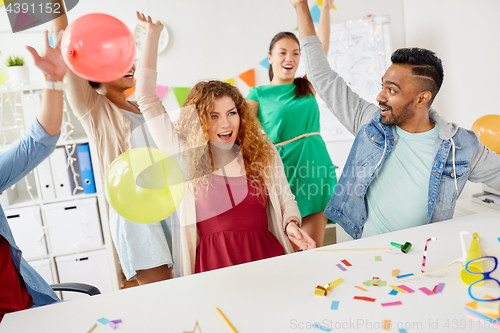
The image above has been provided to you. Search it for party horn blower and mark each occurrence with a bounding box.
[390,242,412,253]
[460,233,484,285]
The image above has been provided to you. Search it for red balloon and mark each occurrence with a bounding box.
[61,13,136,83]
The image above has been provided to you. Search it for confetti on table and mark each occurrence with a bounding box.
[397,285,415,293]
[392,269,399,276]
[381,301,402,307]
[355,285,368,292]
[398,329,408,333]
[354,296,376,302]
[109,319,122,330]
[396,273,414,279]
[383,319,392,331]
[97,318,110,325]
[363,278,386,287]
[375,256,382,261]
[336,264,347,271]
[341,259,352,266]
[373,277,379,280]
[435,283,445,293]
[389,289,398,295]
[419,287,437,296]
[389,285,407,293]
[331,301,339,310]
[313,323,332,332]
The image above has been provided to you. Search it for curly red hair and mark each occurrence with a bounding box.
[175,80,275,201]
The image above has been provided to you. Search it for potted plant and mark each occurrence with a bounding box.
[6,55,29,84]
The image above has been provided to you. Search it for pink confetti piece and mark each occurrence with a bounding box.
[419,287,437,296]
[435,283,445,293]
[397,285,415,293]
[381,301,402,307]
[341,259,352,266]
[336,263,347,271]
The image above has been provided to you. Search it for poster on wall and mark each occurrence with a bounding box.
[296,15,391,143]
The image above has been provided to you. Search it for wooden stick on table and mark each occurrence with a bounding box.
[315,248,391,252]
[86,323,97,333]
[216,307,238,333]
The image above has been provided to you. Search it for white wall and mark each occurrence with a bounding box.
[402,0,500,197]
[1,0,497,197]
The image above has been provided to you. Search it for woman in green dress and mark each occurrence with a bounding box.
[247,0,336,247]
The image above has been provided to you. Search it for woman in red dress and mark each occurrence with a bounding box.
[135,13,316,276]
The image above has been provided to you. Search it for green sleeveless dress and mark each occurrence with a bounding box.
[247,83,337,217]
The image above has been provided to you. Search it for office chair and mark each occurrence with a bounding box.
[50,282,101,296]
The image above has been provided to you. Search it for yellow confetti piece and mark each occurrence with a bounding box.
[392,269,399,276]
[355,285,368,292]
[383,319,392,331]
[389,285,407,293]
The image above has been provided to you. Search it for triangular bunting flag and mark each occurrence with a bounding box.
[224,78,235,86]
[238,68,255,87]
[1,0,17,6]
[49,33,55,48]
[310,5,321,23]
[317,0,336,9]
[156,84,168,100]
[125,80,136,99]
[172,87,190,107]
[259,58,270,70]
[12,11,38,32]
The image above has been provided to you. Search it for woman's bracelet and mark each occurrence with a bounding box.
[43,81,67,91]
[284,219,300,236]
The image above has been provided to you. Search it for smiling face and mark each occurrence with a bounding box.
[101,64,136,92]
[207,96,240,144]
[376,64,420,127]
[268,37,301,84]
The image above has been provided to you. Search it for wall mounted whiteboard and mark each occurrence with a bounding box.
[296,15,392,143]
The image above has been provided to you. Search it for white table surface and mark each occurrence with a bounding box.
[1,212,500,333]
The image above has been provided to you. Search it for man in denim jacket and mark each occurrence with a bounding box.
[0,32,66,320]
[290,0,500,239]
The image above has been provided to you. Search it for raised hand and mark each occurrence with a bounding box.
[322,0,335,9]
[136,11,164,35]
[26,31,66,82]
[289,0,308,9]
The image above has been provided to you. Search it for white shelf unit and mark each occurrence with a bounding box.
[0,83,122,299]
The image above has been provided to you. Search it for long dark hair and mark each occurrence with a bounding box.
[88,81,100,89]
[268,32,313,99]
